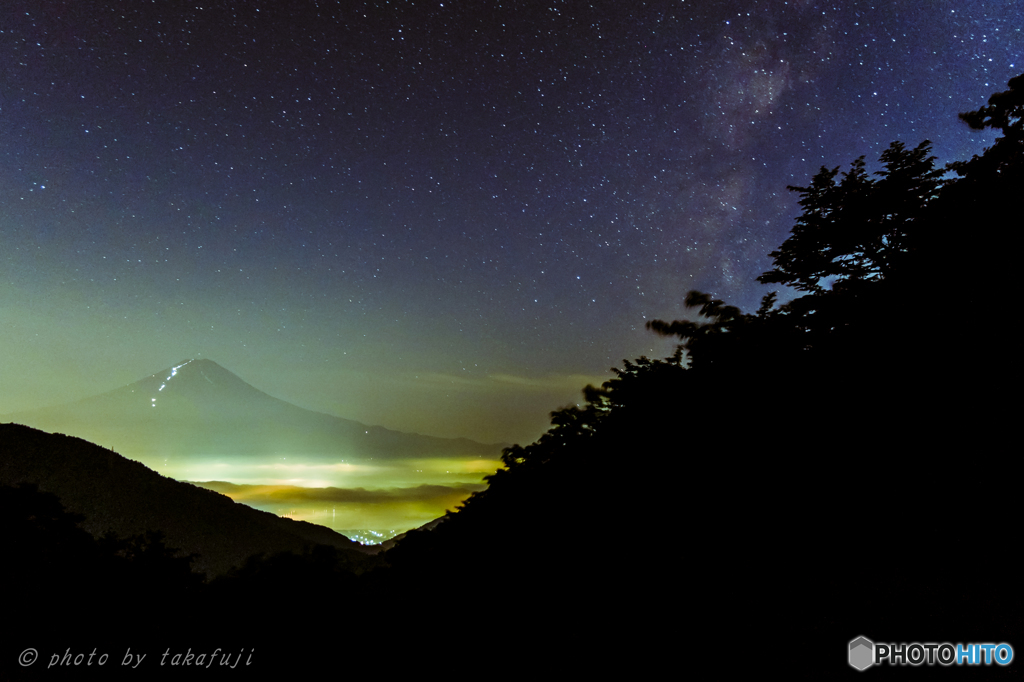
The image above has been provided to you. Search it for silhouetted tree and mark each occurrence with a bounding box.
[938,72,1022,295]
[1,483,97,590]
[869,140,944,276]
[645,290,751,371]
[757,141,940,295]
[950,72,1024,179]
[101,529,205,596]
[756,159,863,293]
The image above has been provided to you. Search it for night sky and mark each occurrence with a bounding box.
[2,0,1020,445]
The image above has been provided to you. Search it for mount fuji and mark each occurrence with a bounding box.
[5,359,501,464]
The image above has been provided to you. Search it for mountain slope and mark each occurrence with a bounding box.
[5,358,501,462]
[0,423,373,577]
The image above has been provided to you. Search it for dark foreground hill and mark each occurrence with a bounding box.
[0,424,545,679]
[0,423,371,578]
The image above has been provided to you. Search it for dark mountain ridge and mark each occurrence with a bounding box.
[0,423,372,577]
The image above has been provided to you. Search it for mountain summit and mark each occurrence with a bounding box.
[6,359,500,463]
[133,358,272,408]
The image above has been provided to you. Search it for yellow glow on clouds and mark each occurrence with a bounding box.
[199,482,487,538]
[172,457,503,541]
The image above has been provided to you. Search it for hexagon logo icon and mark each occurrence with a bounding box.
[849,636,874,671]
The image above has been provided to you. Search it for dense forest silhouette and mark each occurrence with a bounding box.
[369,72,1022,676]
[3,74,1020,677]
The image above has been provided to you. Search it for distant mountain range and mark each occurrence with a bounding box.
[0,423,373,577]
[4,358,502,463]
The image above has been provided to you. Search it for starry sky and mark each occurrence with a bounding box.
[2,0,1020,445]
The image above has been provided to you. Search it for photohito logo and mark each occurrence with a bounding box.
[849,636,1013,670]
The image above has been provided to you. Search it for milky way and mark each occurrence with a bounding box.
[2,0,1019,443]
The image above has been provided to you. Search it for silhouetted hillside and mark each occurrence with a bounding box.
[0,423,372,577]
[374,75,1024,678]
